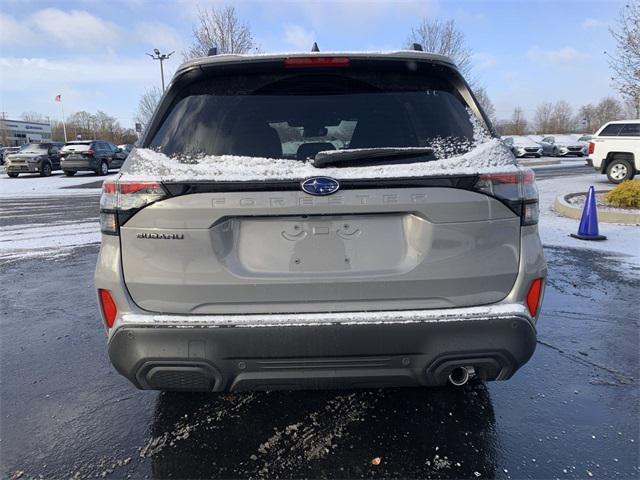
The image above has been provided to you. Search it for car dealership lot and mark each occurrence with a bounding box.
[0,164,638,479]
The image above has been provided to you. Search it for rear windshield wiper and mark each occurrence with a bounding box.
[312,147,435,168]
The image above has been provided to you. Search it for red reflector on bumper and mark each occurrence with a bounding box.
[526,278,544,317]
[98,289,117,329]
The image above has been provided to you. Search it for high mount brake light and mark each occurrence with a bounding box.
[475,170,539,225]
[284,57,350,68]
[100,180,167,235]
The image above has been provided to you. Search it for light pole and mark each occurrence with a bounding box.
[146,49,174,92]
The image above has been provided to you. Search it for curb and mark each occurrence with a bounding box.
[517,159,561,167]
[553,191,640,225]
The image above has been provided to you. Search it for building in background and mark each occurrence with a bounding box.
[0,119,52,147]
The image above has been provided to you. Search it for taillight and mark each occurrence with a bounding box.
[475,169,539,225]
[284,57,350,68]
[85,149,94,157]
[100,180,167,235]
[588,142,595,155]
[526,278,544,318]
[98,289,117,329]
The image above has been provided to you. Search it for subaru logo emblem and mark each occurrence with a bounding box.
[301,177,340,196]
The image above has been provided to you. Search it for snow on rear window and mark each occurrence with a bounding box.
[121,116,517,182]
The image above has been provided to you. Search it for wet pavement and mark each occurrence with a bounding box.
[1,243,638,479]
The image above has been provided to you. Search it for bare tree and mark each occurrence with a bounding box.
[510,107,528,135]
[533,102,554,133]
[550,100,574,133]
[134,87,162,129]
[623,95,640,118]
[576,104,598,133]
[594,97,624,126]
[407,19,473,77]
[184,4,255,60]
[608,0,640,118]
[474,87,496,123]
[20,112,47,123]
[577,97,625,131]
[494,107,528,136]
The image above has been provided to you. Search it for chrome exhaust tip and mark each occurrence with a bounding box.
[448,366,476,386]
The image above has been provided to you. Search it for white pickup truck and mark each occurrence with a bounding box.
[588,120,640,183]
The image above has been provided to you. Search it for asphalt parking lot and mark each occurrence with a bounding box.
[0,161,638,479]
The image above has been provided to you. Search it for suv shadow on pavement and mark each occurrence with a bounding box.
[147,385,497,479]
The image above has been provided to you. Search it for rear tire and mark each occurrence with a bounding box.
[63,170,76,177]
[7,172,18,178]
[606,158,635,184]
[96,161,109,176]
[40,162,52,177]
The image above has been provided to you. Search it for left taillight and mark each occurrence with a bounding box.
[474,169,539,225]
[100,179,167,235]
[98,289,117,329]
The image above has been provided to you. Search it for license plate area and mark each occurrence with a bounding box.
[213,213,423,277]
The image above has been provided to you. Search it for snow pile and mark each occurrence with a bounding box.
[0,221,100,261]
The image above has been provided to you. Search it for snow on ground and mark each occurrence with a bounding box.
[0,221,100,261]
[0,170,113,198]
[536,172,640,266]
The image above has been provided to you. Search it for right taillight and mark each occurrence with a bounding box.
[475,169,539,225]
[100,180,167,235]
[588,142,595,155]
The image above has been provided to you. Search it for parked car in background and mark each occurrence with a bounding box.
[538,135,586,157]
[96,50,546,393]
[1,146,20,165]
[117,144,135,156]
[502,136,543,158]
[4,142,63,177]
[60,140,126,176]
[587,120,640,183]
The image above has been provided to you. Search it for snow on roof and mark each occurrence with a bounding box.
[176,50,457,75]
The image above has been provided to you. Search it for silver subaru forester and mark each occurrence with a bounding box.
[95,51,546,392]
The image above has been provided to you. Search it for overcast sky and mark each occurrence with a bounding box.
[0,0,625,128]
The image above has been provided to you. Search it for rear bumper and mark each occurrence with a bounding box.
[6,163,38,173]
[61,159,98,171]
[107,305,537,391]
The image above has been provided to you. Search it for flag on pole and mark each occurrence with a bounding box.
[55,94,61,102]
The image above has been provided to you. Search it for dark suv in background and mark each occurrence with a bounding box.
[60,140,127,176]
[5,142,63,177]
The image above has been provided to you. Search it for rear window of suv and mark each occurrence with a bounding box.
[62,142,93,152]
[148,71,479,161]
